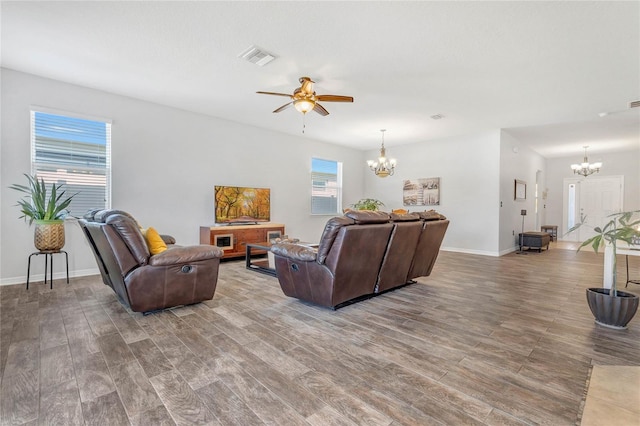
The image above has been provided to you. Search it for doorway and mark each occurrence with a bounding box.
[562,176,624,241]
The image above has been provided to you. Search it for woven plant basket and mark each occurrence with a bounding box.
[34,220,65,251]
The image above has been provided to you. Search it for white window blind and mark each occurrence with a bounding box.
[31,110,111,217]
[311,158,342,215]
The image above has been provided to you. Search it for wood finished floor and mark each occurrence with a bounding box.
[1,248,639,425]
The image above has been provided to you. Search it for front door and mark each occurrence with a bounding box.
[563,176,624,241]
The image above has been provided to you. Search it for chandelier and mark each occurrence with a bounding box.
[367,129,397,178]
[570,146,602,177]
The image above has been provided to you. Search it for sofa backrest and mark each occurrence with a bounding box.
[376,213,423,292]
[325,222,394,305]
[314,211,391,304]
[79,218,132,307]
[79,210,150,308]
[316,216,355,264]
[407,218,450,280]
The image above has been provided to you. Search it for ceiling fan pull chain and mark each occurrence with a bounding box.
[302,114,306,134]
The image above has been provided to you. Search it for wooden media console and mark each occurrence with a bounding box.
[199,223,285,259]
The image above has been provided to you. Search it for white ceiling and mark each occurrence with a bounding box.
[2,1,639,158]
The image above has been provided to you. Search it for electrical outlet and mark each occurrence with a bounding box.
[512,230,515,235]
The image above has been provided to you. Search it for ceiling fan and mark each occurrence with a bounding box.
[257,76,353,116]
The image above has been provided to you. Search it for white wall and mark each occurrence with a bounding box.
[362,131,503,256]
[0,69,365,284]
[5,69,631,284]
[500,130,547,254]
[545,149,640,238]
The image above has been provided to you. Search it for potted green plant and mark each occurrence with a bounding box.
[10,173,77,251]
[350,198,385,211]
[568,210,640,329]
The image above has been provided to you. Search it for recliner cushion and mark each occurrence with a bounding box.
[316,216,355,264]
[417,210,447,221]
[390,212,420,222]
[95,209,141,226]
[106,214,150,265]
[344,210,390,224]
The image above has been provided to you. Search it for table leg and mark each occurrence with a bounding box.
[26,253,35,290]
[50,253,54,290]
[63,250,69,284]
[44,253,48,286]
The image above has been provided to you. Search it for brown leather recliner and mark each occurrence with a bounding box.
[271,210,449,308]
[79,209,223,313]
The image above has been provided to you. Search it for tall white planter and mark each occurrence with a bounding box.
[603,244,614,289]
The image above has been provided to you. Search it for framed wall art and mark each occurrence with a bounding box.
[514,179,526,200]
[403,178,440,206]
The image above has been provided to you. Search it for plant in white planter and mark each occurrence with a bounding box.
[568,210,640,329]
[10,174,77,251]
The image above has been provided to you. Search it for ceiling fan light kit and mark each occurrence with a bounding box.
[257,76,353,116]
[570,145,602,177]
[368,129,396,178]
[293,99,315,114]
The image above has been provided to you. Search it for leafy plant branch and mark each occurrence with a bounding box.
[350,198,385,211]
[9,174,77,224]
[567,210,640,297]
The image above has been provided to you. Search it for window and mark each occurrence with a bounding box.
[31,110,111,217]
[311,158,342,215]
[567,183,576,229]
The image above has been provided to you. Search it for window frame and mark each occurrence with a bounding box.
[311,157,342,215]
[30,107,112,218]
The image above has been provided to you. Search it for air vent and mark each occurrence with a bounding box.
[629,100,640,109]
[238,45,276,67]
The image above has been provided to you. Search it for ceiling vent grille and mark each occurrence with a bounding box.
[629,100,640,109]
[239,45,276,67]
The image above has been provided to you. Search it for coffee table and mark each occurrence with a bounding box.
[245,241,276,276]
[245,241,319,277]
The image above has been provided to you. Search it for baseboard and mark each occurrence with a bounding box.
[0,268,100,286]
[440,246,501,257]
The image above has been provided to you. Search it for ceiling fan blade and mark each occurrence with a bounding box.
[257,91,293,98]
[316,95,354,103]
[273,102,293,113]
[312,103,330,116]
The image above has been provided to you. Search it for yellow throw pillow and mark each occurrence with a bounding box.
[142,226,167,255]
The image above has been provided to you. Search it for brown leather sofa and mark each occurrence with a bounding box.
[271,210,449,308]
[79,209,223,313]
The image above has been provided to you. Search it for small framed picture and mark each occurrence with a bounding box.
[514,179,526,201]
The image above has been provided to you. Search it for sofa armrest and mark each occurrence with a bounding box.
[160,234,176,245]
[271,243,318,262]
[149,245,223,266]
